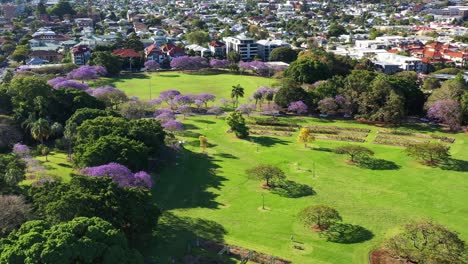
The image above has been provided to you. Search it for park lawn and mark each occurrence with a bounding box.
[149,115,468,263]
[21,152,74,185]
[94,72,274,102]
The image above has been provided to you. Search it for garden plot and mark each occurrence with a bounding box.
[247,118,299,137]
[374,130,455,147]
[306,125,370,143]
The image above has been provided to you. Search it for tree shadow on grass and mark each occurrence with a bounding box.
[146,212,234,263]
[179,130,202,138]
[271,180,315,198]
[321,223,374,244]
[58,163,72,168]
[357,157,400,170]
[194,119,216,124]
[158,74,180,78]
[213,153,238,159]
[184,123,200,130]
[153,149,225,210]
[252,136,289,147]
[312,147,333,152]
[440,159,468,172]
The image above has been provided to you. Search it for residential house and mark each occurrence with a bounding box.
[209,40,226,58]
[145,44,166,63]
[71,45,91,65]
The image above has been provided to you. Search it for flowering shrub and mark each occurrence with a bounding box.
[162,120,184,132]
[288,101,308,115]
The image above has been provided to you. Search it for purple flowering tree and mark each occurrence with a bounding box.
[47,77,68,87]
[145,60,160,71]
[13,143,31,158]
[239,61,270,76]
[159,89,181,107]
[154,108,175,122]
[427,99,462,131]
[236,104,256,117]
[207,106,224,118]
[178,105,192,119]
[148,98,163,105]
[173,94,194,106]
[288,101,308,115]
[67,66,107,82]
[80,162,153,188]
[162,120,184,132]
[197,93,216,108]
[219,98,231,109]
[90,86,128,107]
[261,103,280,115]
[170,56,209,70]
[317,98,338,115]
[210,59,231,69]
[54,80,90,90]
[334,95,352,115]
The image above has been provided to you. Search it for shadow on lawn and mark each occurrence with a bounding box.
[321,223,373,244]
[154,149,225,210]
[357,157,400,170]
[194,119,216,125]
[147,212,234,263]
[214,153,238,159]
[253,136,289,147]
[440,159,468,172]
[271,180,315,198]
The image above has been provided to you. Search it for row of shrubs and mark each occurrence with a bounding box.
[315,134,366,143]
[248,125,298,132]
[249,130,292,137]
[374,135,427,147]
[249,118,299,127]
[378,130,455,143]
[306,125,371,133]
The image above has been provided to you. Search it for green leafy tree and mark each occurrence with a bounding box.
[274,78,308,108]
[269,47,298,63]
[29,176,160,247]
[11,45,30,64]
[422,77,440,91]
[226,111,249,139]
[231,84,244,108]
[73,135,149,170]
[335,145,374,162]
[48,0,76,18]
[0,154,26,191]
[298,205,342,230]
[284,58,331,83]
[406,142,450,165]
[327,23,347,37]
[385,220,466,263]
[89,51,123,76]
[0,217,143,264]
[30,118,51,144]
[227,51,241,63]
[51,88,106,124]
[186,30,210,45]
[246,164,286,187]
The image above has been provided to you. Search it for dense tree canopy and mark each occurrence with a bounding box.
[269,47,298,63]
[29,176,160,246]
[0,217,143,264]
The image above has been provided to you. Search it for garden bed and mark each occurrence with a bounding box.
[306,125,371,133]
[315,134,366,143]
[374,135,428,147]
[250,130,292,137]
[248,125,297,132]
[378,130,455,143]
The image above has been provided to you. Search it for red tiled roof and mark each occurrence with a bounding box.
[209,40,225,47]
[112,48,141,58]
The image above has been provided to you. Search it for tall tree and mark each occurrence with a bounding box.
[231,84,245,108]
[30,118,51,144]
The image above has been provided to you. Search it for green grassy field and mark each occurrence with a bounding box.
[148,115,468,263]
[94,72,273,102]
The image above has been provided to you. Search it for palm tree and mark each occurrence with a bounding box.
[231,84,244,108]
[30,118,51,144]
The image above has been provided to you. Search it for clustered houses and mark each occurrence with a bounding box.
[3,0,467,73]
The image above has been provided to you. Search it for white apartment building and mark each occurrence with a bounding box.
[256,39,290,61]
[223,34,257,61]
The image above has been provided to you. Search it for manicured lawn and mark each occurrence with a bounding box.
[94,71,274,102]
[21,151,74,185]
[149,115,468,263]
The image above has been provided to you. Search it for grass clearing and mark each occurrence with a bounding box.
[149,115,468,263]
[93,72,274,102]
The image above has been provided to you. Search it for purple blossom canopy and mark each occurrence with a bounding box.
[144,60,160,70]
[197,93,216,103]
[155,108,175,122]
[13,143,30,158]
[207,106,224,116]
[154,107,174,116]
[288,101,308,114]
[170,56,209,70]
[427,99,461,131]
[173,94,194,105]
[178,105,192,115]
[236,104,256,115]
[162,120,184,132]
[149,98,163,105]
[219,98,230,107]
[159,90,181,103]
[80,162,153,188]
[210,59,230,68]
[261,102,280,114]
[47,77,68,87]
[89,86,125,97]
[67,65,107,80]
[53,80,90,90]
